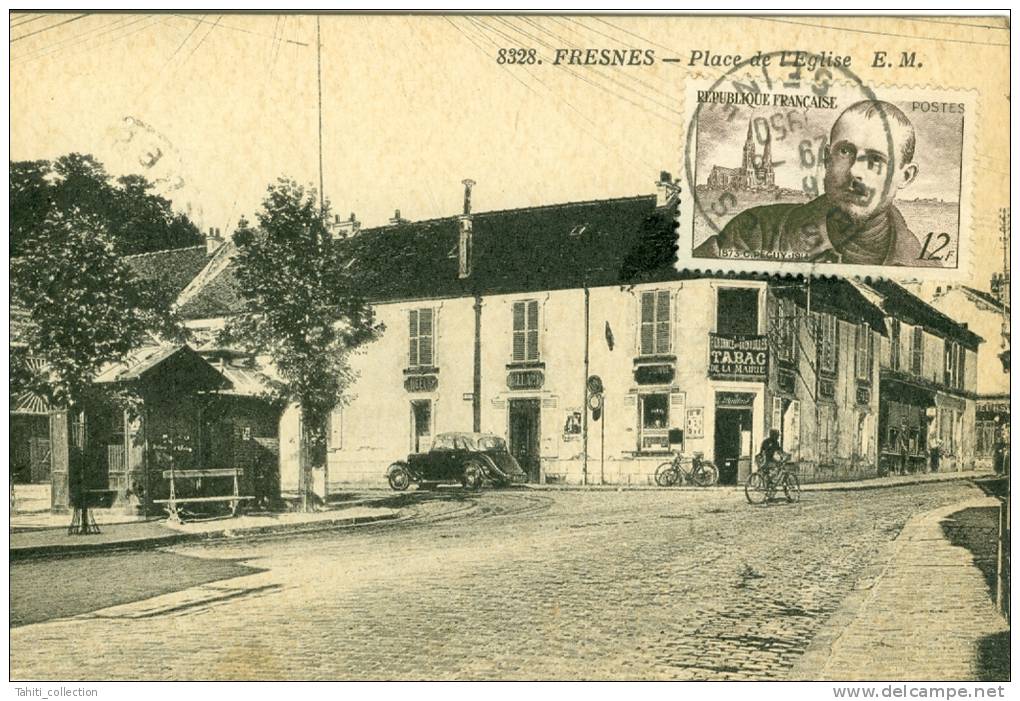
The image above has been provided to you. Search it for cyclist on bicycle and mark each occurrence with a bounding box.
[757,429,784,485]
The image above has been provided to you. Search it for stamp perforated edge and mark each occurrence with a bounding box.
[672,71,981,284]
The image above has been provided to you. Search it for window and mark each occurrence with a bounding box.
[910,326,924,375]
[818,404,836,464]
[329,407,343,451]
[408,308,434,367]
[638,393,669,451]
[512,300,540,362]
[889,319,901,371]
[640,290,671,355]
[771,296,797,363]
[854,322,873,382]
[976,420,997,456]
[816,312,838,375]
[717,288,759,335]
[943,340,964,389]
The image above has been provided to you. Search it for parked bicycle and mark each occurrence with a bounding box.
[654,450,719,487]
[744,452,801,504]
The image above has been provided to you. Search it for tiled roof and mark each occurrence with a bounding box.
[345,194,669,302]
[866,279,984,349]
[962,285,1010,313]
[174,195,671,318]
[177,257,243,319]
[124,245,209,295]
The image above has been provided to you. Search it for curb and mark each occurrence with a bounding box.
[786,495,999,680]
[10,510,400,562]
[520,471,989,493]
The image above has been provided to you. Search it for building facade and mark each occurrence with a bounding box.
[318,177,906,488]
[868,280,983,475]
[918,283,1008,470]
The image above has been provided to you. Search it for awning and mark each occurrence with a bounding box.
[94,344,230,393]
[880,371,936,406]
[213,363,274,397]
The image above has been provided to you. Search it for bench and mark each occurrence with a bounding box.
[153,468,255,524]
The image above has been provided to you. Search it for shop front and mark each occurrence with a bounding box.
[878,377,934,475]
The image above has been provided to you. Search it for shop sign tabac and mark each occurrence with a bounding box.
[708,333,769,382]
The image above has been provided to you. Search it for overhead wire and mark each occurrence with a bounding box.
[10,13,89,43]
[456,16,658,174]
[170,13,308,47]
[517,16,677,114]
[13,15,160,65]
[10,14,46,28]
[11,14,135,62]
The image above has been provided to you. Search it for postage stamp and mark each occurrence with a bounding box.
[680,55,976,279]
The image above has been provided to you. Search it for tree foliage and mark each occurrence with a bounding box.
[222,179,381,483]
[10,153,201,257]
[10,207,184,410]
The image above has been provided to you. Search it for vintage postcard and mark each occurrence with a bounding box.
[8,11,1011,688]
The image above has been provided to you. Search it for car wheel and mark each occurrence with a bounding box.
[463,462,484,490]
[387,464,411,491]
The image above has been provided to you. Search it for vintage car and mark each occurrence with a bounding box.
[386,432,528,491]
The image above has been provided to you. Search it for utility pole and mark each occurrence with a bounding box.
[316,16,325,218]
[582,286,590,486]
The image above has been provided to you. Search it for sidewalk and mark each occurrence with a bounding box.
[10,502,401,561]
[790,495,1010,681]
[522,468,995,492]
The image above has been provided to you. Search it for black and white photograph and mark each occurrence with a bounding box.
[7,11,1012,688]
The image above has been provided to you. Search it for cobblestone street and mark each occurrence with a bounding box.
[10,481,1002,680]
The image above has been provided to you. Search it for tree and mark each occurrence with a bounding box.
[11,207,183,532]
[10,153,202,257]
[222,178,380,510]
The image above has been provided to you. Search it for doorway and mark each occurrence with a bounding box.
[410,400,432,453]
[509,399,541,482]
[714,407,753,485]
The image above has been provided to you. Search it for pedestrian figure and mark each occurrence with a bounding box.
[897,423,910,475]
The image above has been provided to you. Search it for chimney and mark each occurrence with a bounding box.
[656,170,681,208]
[330,212,361,240]
[205,226,223,255]
[388,209,409,226]
[462,179,476,215]
[458,180,475,278]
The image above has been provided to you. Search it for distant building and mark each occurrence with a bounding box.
[916,282,1009,470]
[706,120,776,191]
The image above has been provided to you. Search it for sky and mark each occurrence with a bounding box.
[9,13,1009,287]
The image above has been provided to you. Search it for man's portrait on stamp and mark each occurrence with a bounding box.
[689,82,969,272]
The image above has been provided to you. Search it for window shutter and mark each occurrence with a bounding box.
[408,309,418,366]
[512,302,525,362]
[655,290,670,353]
[957,345,965,389]
[527,300,539,361]
[640,292,654,355]
[419,309,433,366]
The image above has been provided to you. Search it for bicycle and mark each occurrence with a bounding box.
[745,453,800,505]
[654,450,719,487]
